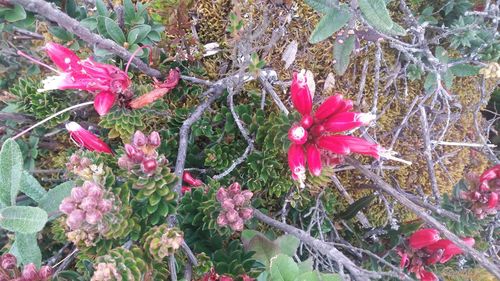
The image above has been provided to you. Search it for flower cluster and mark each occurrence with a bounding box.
[117,130,164,175]
[201,268,253,281]
[0,254,52,281]
[59,181,114,245]
[398,228,475,281]
[18,43,130,116]
[216,183,253,231]
[66,153,106,182]
[181,171,204,194]
[91,263,120,281]
[287,70,402,183]
[461,165,499,218]
[65,122,113,154]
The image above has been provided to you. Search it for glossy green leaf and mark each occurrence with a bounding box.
[0,139,23,206]
[309,6,351,44]
[104,17,126,44]
[333,35,355,75]
[0,206,47,233]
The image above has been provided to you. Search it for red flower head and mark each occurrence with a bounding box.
[408,228,441,250]
[18,42,131,116]
[65,122,112,154]
[286,70,406,182]
[425,237,475,264]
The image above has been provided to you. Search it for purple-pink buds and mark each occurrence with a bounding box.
[1,253,17,270]
[141,159,158,174]
[133,131,147,147]
[216,182,253,232]
[148,131,161,147]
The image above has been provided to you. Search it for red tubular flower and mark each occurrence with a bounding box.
[45,42,81,71]
[323,112,375,133]
[93,91,116,116]
[318,135,380,158]
[488,192,498,209]
[425,237,475,263]
[314,94,350,121]
[479,164,500,182]
[65,122,112,154]
[182,172,203,187]
[288,143,306,180]
[288,124,308,145]
[408,228,440,250]
[306,144,322,176]
[290,70,312,116]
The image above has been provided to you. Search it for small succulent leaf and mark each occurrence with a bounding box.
[309,6,351,44]
[0,206,48,233]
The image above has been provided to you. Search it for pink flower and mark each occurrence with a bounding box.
[418,269,438,281]
[488,192,498,209]
[148,131,161,147]
[425,238,475,263]
[67,209,85,229]
[408,229,441,250]
[181,186,192,194]
[182,172,204,187]
[18,43,130,116]
[66,122,112,154]
[22,263,38,280]
[287,74,388,181]
[479,164,500,182]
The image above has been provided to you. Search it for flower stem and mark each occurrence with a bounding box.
[12,101,94,140]
[125,45,153,74]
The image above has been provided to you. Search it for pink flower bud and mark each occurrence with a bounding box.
[288,124,308,145]
[98,199,113,213]
[288,143,305,181]
[182,172,203,187]
[71,187,86,202]
[69,154,80,164]
[80,197,97,211]
[80,157,92,167]
[227,182,241,195]
[1,253,17,270]
[181,186,192,194]
[233,194,245,206]
[93,91,116,116]
[67,209,85,229]
[239,207,254,220]
[306,144,322,176]
[241,190,253,201]
[220,275,234,281]
[124,144,136,157]
[310,124,325,137]
[22,263,38,280]
[39,266,52,280]
[221,199,235,210]
[59,198,76,214]
[141,159,158,174]
[85,209,103,225]
[487,192,498,209]
[290,70,312,116]
[148,131,161,147]
[225,209,239,223]
[217,214,228,226]
[132,131,147,147]
[314,94,345,121]
[216,188,228,202]
[230,217,244,231]
[479,165,500,182]
[131,150,145,163]
[87,184,103,199]
[408,228,441,250]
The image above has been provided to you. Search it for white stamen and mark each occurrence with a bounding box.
[294,166,306,189]
[356,113,376,125]
[64,57,71,64]
[38,74,68,92]
[292,126,306,140]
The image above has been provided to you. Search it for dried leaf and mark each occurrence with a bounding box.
[281,40,298,70]
[323,72,336,92]
[305,70,316,98]
[129,88,170,109]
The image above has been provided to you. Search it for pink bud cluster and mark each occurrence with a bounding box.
[117,130,164,175]
[461,165,499,219]
[0,254,51,281]
[216,183,253,231]
[59,181,113,243]
[397,228,475,281]
[91,263,121,281]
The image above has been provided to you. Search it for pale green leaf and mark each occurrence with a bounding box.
[358,0,406,36]
[12,232,41,267]
[304,0,338,14]
[449,63,480,77]
[39,181,73,220]
[5,4,26,22]
[104,17,126,44]
[309,6,351,44]
[0,206,47,233]
[333,35,355,75]
[19,171,46,202]
[295,272,320,281]
[270,254,299,281]
[127,24,151,45]
[276,235,300,257]
[0,139,23,206]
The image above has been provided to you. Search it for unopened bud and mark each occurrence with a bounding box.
[124,144,136,157]
[38,265,52,280]
[241,190,253,201]
[239,207,254,220]
[132,131,147,147]
[59,198,76,214]
[230,217,244,231]
[98,199,113,213]
[87,184,103,199]
[233,194,245,206]
[222,199,235,210]
[148,131,161,147]
[217,214,228,226]
[1,253,17,270]
[22,263,37,280]
[216,188,228,202]
[225,209,239,223]
[227,182,241,195]
[67,209,85,229]
[71,187,86,202]
[85,209,103,225]
[141,159,158,174]
[80,197,97,211]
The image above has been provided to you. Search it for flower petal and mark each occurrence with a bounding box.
[314,94,344,120]
[45,42,81,72]
[323,112,375,133]
[306,144,322,176]
[317,135,350,155]
[290,70,312,116]
[479,164,500,182]
[65,122,112,154]
[318,135,380,158]
[487,192,498,209]
[94,91,116,116]
[408,228,440,250]
[288,143,306,180]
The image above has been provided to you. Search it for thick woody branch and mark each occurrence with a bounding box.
[346,157,500,279]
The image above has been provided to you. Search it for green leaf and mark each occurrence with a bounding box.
[276,235,300,257]
[19,171,46,202]
[297,257,314,273]
[95,0,108,16]
[449,63,480,77]
[12,232,41,267]
[435,46,449,63]
[295,272,320,281]
[270,254,299,281]
[443,70,454,89]
[127,24,151,45]
[337,194,376,220]
[309,6,351,44]
[104,17,126,44]
[0,206,47,233]
[0,139,24,206]
[319,273,342,281]
[304,0,338,14]
[54,271,85,280]
[424,72,437,93]
[358,0,406,36]
[80,17,98,31]
[244,232,280,266]
[333,35,355,75]
[123,0,135,24]
[39,181,73,220]
[48,26,74,41]
[5,4,26,22]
